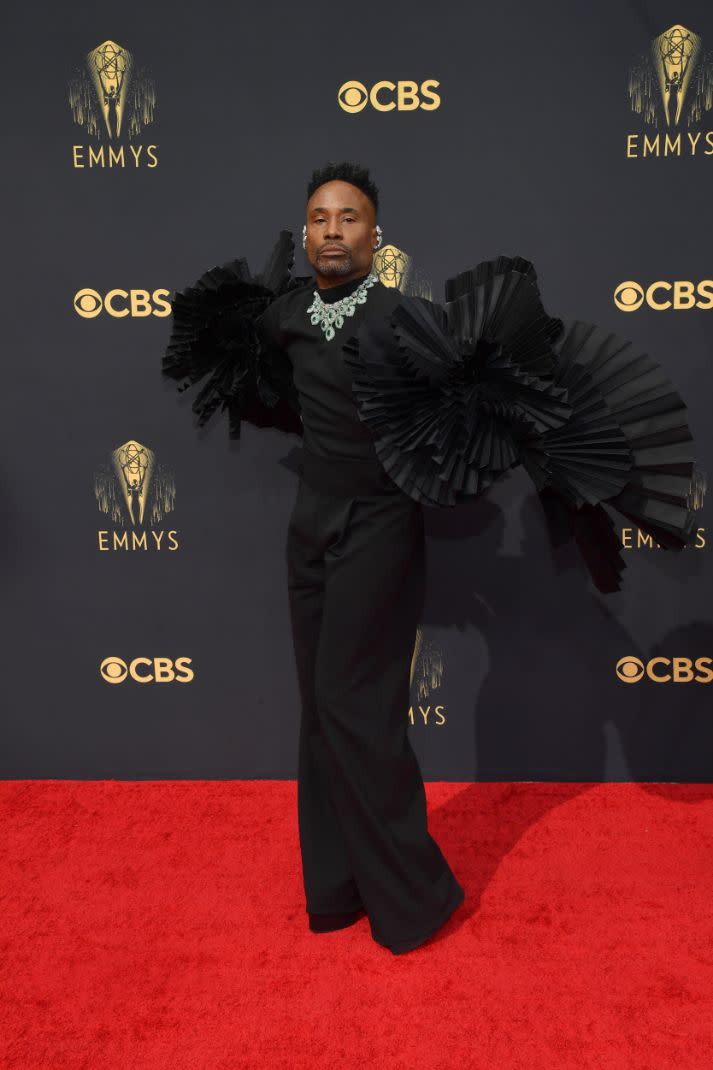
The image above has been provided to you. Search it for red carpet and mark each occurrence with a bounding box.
[1,781,711,1069]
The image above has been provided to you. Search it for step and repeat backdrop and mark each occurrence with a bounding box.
[2,1,712,780]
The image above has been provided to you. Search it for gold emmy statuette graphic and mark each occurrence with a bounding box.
[689,468,708,511]
[94,439,176,528]
[374,244,410,290]
[654,24,700,127]
[68,39,156,140]
[113,439,152,525]
[373,243,432,299]
[89,40,132,139]
[410,627,445,700]
[409,628,446,725]
[629,23,713,128]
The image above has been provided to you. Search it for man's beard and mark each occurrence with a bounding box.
[315,248,354,277]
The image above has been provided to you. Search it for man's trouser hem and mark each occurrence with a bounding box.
[375,884,465,956]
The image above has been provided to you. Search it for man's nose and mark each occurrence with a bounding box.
[324,218,343,238]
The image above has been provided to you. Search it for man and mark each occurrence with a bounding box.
[165,159,703,952]
[256,161,465,955]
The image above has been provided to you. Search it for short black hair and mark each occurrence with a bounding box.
[306,161,379,217]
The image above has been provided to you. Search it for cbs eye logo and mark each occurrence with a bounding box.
[614,280,713,311]
[337,79,440,113]
[616,655,713,683]
[615,656,646,682]
[100,656,194,684]
[74,288,172,318]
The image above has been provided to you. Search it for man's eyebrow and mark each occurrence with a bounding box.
[310,205,360,214]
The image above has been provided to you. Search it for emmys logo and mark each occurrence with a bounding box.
[620,473,706,550]
[614,280,713,311]
[68,39,158,168]
[373,244,433,299]
[626,23,713,158]
[337,79,440,113]
[374,245,410,289]
[616,655,713,683]
[74,288,172,318]
[621,526,706,549]
[100,657,195,684]
[408,629,446,724]
[94,439,179,551]
[408,705,447,726]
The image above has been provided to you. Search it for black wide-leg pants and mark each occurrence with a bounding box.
[286,448,464,954]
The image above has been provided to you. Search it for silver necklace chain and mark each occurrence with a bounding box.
[306,272,379,341]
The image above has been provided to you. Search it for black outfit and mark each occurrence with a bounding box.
[163,229,702,951]
[257,273,464,954]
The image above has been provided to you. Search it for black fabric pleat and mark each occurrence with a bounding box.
[162,230,306,438]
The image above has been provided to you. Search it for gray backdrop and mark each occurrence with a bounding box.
[2,0,711,780]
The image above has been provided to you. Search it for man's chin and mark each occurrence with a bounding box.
[315,255,354,277]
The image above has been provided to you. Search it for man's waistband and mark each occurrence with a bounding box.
[299,447,404,498]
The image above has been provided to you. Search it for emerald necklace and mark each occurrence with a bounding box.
[306,271,379,341]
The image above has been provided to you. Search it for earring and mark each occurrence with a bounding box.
[302,224,307,249]
[374,224,383,250]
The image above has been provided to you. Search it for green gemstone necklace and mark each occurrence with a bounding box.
[306,272,379,341]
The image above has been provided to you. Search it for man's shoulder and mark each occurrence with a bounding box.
[371,280,444,313]
[258,279,313,337]
[275,278,314,307]
[371,277,403,300]
[366,278,411,314]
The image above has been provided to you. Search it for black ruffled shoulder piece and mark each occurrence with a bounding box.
[343,255,707,593]
[343,256,569,507]
[162,230,308,439]
[521,321,706,590]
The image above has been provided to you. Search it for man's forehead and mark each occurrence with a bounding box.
[309,202,362,213]
[307,181,367,208]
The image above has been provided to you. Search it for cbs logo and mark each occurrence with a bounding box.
[614,280,713,312]
[337,79,440,113]
[74,288,172,319]
[616,655,713,683]
[100,657,194,684]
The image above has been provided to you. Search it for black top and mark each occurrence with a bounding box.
[256,270,403,461]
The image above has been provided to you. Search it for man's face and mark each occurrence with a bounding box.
[305,179,377,283]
